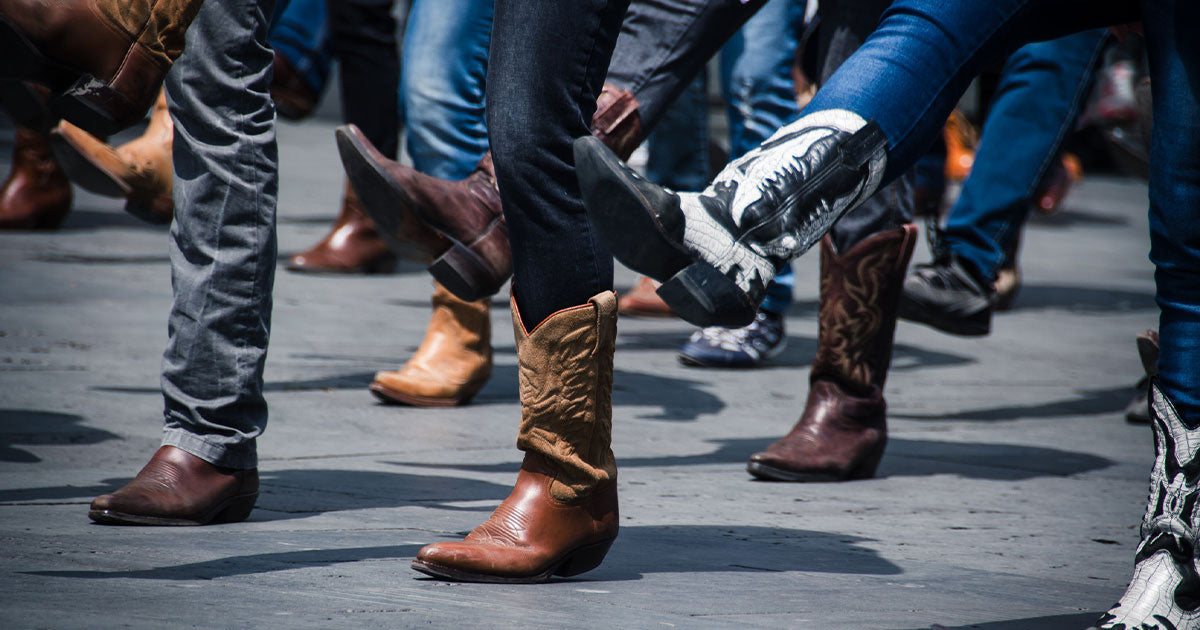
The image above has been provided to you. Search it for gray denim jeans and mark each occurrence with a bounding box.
[161,0,279,470]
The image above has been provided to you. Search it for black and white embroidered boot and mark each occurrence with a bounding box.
[1092,382,1200,630]
[575,109,887,327]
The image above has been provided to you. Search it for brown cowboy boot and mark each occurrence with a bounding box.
[0,0,202,137]
[51,88,174,224]
[0,126,73,230]
[748,225,918,481]
[89,445,259,526]
[285,182,400,274]
[370,281,492,407]
[413,292,619,582]
[339,84,644,302]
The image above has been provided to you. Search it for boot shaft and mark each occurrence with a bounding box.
[512,292,618,503]
[93,0,203,65]
[422,281,492,358]
[811,224,918,395]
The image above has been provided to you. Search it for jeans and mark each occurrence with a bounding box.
[941,30,1108,283]
[328,0,400,159]
[401,0,492,180]
[162,0,278,469]
[803,0,1200,424]
[268,0,330,94]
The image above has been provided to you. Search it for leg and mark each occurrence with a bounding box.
[268,0,332,119]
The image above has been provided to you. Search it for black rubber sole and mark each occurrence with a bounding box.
[411,537,616,584]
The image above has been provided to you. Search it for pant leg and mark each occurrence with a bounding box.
[401,0,492,180]
[644,74,711,192]
[1141,0,1200,426]
[941,30,1108,283]
[268,0,331,93]
[327,0,400,159]
[161,0,278,470]
[488,0,630,326]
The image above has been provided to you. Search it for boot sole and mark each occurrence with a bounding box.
[369,382,473,408]
[336,127,509,302]
[48,130,132,197]
[87,491,257,526]
[411,537,616,584]
[747,461,876,482]
[575,137,755,328]
[283,254,399,275]
[897,293,991,337]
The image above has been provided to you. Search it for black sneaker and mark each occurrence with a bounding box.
[898,257,996,336]
[678,310,786,368]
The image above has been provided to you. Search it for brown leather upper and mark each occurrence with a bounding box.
[371,282,492,406]
[386,152,503,246]
[591,84,644,162]
[90,445,258,523]
[0,127,72,230]
[617,276,675,317]
[287,182,398,273]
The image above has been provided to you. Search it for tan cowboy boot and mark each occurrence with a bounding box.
[0,0,203,136]
[618,276,675,317]
[0,127,72,230]
[370,282,492,407]
[748,225,918,481]
[285,182,399,274]
[51,88,174,223]
[413,292,619,582]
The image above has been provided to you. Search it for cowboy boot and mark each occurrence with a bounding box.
[1092,382,1200,629]
[51,88,174,224]
[412,292,619,582]
[285,182,400,274]
[339,84,644,303]
[747,225,917,481]
[370,281,492,407]
[89,446,259,526]
[576,108,888,327]
[0,127,73,230]
[618,276,675,317]
[0,0,202,137]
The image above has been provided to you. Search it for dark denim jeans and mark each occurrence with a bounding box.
[805,0,1200,424]
[327,0,400,159]
[268,0,330,94]
[941,30,1108,283]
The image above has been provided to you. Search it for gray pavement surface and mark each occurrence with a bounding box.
[0,116,1160,629]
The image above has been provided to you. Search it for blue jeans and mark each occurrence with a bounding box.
[401,0,492,180]
[941,30,1108,283]
[268,0,330,94]
[162,0,279,469]
[804,0,1200,424]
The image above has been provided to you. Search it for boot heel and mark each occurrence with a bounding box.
[50,76,141,138]
[554,537,616,578]
[428,219,510,302]
[212,492,257,524]
[658,262,756,328]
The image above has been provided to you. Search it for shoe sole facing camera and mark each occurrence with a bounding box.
[897,292,991,337]
[574,136,756,328]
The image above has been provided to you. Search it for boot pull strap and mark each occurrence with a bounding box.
[588,292,618,357]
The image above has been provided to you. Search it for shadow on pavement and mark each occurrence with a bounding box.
[1002,283,1154,313]
[896,386,1132,422]
[0,409,120,464]
[893,612,1101,629]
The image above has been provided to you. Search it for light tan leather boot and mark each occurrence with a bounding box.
[370,282,493,407]
[51,88,174,223]
[413,292,619,582]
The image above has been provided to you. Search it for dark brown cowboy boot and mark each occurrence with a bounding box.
[286,182,401,274]
[339,84,644,302]
[748,224,918,481]
[412,292,619,582]
[0,126,72,230]
[0,0,202,137]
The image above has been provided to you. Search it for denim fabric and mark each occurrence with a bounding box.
[644,75,710,193]
[328,0,400,159]
[162,0,278,469]
[401,0,493,180]
[268,0,330,93]
[941,30,1108,284]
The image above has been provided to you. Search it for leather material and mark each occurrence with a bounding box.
[89,445,258,526]
[749,225,917,481]
[617,276,675,317]
[270,51,318,121]
[413,292,618,582]
[0,127,72,230]
[591,84,644,162]
[286,182,399,274]
[370,282,492,407]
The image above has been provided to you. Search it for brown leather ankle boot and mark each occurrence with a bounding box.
[89,445,259,526]
[339,83,644,302]
[748,225,918,481]
[286,182,399,274]
[0,126,72,230]
[51,88,174,224]
[0,0,201,136]
[413,292,619,582]
[370,282,493,407]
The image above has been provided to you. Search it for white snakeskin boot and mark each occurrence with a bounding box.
[1092,382,1200,630]
[575,109,887,327]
